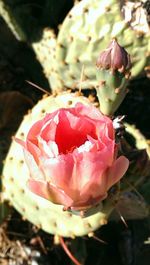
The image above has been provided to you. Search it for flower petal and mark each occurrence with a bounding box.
[28,179,73,207]
[107,156,129,190]
[73,103,114,140]
[14,137,26,148]
[26,140,41,164]
[24,149,44,181]
[38,137,59,158]
[39,153,75,198]
[71,140,115,191]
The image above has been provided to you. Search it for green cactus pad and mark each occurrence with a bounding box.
[2,92,114,237]
[32,28,64,92]
[52,0,150,90]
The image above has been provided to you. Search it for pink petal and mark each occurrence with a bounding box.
[28,179,73,207]
[24,149,44,181]
[38,137,58,158]
[107,156,129,190]
[14,137,26,148]
[73,103,114,140]
[72,154,106,191]
[79,165,108,199]
[40,118,58,142]
[15,138,41,165]
[72,156,129,208]
[70,193,107,210]
[27,119,43,145]
[39,153,75,198]
[71,140,115,191]
[27,111,59,144]
[15,138,42,174]
[26,140,41,164]
[72,103,105,120]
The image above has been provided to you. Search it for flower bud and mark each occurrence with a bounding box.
[96,39,131,116]
[96,39,131,75]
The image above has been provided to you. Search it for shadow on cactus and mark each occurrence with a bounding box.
[0,0,74,42]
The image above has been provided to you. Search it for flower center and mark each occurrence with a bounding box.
[55,111,97,154]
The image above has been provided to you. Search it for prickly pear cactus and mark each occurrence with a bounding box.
[2,92,115,237]
[51,0,150,90]
[32,29,64,91]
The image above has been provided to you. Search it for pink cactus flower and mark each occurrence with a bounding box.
[16,103,129,211]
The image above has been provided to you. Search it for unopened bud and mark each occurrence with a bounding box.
[96,39,131,74]
[96,39,132,116]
